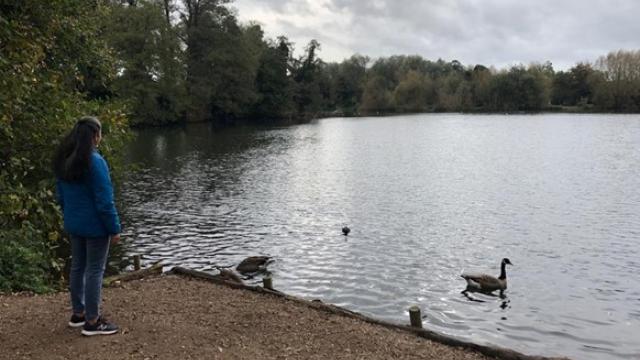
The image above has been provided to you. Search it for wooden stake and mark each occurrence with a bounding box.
[409,305,423,328]
[133,255,141,270]
[263,275,273,290]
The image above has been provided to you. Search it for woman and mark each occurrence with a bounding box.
[53,116,120,336]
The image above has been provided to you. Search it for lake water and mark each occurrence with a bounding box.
[119,114,640,360]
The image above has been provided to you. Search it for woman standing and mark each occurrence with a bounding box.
[53,116,120,336]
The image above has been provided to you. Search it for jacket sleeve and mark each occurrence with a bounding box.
[89,154,121,235]
[55,180,64,210]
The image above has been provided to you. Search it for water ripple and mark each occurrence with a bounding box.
[119,114,640,360]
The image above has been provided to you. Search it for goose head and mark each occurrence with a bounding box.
[498,258,512,280]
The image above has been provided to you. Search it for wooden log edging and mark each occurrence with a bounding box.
[170,266,282,294]
[169,266,569,360]
[103,261,163,287]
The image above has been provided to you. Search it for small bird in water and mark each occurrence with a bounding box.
[461,258,513,297]
[342,226,350,236]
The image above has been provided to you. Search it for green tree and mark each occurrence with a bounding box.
[105,0,185,125]
[208,21,263,123]
[359,75,393,114]
[527,61,554,108]
[551,71,574,105]
[551,63,595,107]
[368,57,402,90]
[435,72,464,111]
[486,66,546,112]
[0,0,129,292]
[253,36,293,120]
[393,70,432,112]
[570,63,596,106]
[180,0,229,122]
[454,81,474,112]
[470,65,492,109]
[179,0,267,124]
[333,54,369,115]
[592,50,640,112]
[291,39,325,117]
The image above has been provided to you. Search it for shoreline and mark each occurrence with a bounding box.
[129,110,640,130]
[1,269,569,360]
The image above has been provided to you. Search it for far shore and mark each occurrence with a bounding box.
[130,107,638,129]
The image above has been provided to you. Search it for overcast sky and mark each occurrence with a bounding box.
[231,0,640,70]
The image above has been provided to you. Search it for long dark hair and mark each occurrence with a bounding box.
[53,116,102,181]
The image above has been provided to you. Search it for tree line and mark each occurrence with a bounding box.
[1,0,640,292]
[97,0,640,126]
[357,53,640,114]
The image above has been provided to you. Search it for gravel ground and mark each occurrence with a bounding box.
[0,275,536,360]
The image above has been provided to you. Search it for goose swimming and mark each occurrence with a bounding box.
[461,258,513,297]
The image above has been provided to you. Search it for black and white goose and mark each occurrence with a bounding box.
[461,258,513,296]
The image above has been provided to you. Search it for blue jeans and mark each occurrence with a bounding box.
[69,235,110,321]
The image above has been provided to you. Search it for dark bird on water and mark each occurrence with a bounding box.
[461,258,513,297]
[342,226,350,236]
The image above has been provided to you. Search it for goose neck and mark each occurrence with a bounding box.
[499,262,507,280]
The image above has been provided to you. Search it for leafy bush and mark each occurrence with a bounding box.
[0,1,129,293]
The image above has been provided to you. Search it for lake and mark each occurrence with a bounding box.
[119,113,640,360]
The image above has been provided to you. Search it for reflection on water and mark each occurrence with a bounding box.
[119,114,640,360]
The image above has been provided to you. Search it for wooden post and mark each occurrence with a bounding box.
[262,275,273,290]
[409,305,423,328]
[133,255,141,270]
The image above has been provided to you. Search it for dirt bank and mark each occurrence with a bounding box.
[0,274,562,360]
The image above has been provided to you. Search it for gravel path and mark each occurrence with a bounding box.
[0,275,543,360]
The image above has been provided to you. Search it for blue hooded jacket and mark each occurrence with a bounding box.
[56,150,121,238]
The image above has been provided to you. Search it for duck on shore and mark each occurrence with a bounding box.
[461,258,513,297]
[236,256,271,274]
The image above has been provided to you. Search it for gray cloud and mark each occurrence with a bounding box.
[232,0,640,70]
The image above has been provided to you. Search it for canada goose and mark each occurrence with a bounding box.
[342,226,350,236]
[461,258,513,296]
[236,256,271,274]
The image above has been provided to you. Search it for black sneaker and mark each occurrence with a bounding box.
[68,314,85,328]
[81,317,119,336]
